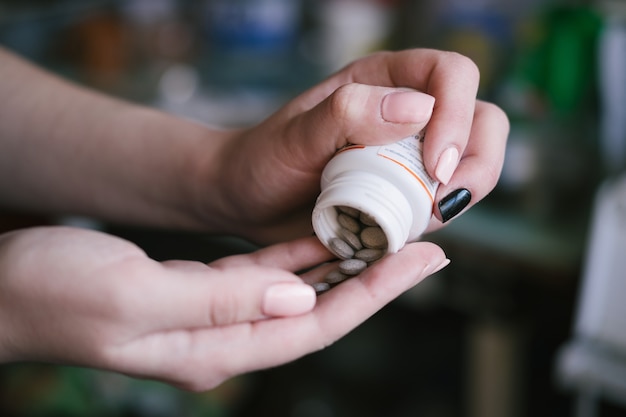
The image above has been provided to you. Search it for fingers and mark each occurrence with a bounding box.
[281,83,435,167]
[404,52,481,185]
[208,236,334,270]
[110,240,447,391]
[344,50,481,185]
[148,264,316,327]
[120,241,447,391]
[217,241,448,380]
[431,100,510,225]
[294,49,482,182]
[329,50,508,224]
[132,238,334,332]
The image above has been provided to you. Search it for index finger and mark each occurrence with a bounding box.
[232,241,448,371]
[208,236,335,272]
[298,49,480,182]
[350,50,479,183]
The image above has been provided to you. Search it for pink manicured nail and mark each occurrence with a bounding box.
[381,91,435,123]
[421,258,451,278]
[435,147,459,185]
[431,258,451,274]
[262,283,316,317]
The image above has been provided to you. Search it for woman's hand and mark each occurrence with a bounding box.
[0,47,506,243]
[204,49,509,244]
[0,226,447,391]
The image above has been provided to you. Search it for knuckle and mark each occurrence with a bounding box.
[441,51,481,84]
[99,267,144,319]
[206,291,240,326]
[478,101,511,135]
[328,83,365,126]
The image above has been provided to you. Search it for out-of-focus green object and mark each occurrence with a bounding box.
[0,364,245,416]
[516,5,603,118]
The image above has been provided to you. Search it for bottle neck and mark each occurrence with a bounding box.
[312,171,413,254]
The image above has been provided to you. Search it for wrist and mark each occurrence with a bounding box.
[185,127,245,234]
[89,107,235,231]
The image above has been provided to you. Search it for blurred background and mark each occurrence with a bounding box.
[1,0,625,416]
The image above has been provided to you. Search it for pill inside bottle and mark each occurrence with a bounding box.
[312,134,439,256]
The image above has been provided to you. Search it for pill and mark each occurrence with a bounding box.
[338,227,363,250]
[324,269,349,284]
[354,248,385,263]
[311,282,330,294]
[359,211,378,227]
[337,212,361,234]
[338,258,368,275]
[337,205,360,218]
[321,206,390,286]
[329,237,355,259]
[360,226,387,249]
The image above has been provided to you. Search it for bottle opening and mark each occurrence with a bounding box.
[312,172,413,254]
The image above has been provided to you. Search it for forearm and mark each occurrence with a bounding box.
[0,46,227,229]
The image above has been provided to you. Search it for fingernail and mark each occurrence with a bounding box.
[431,258,451,274]
[263,283,316,317]
[438,188,471,223]
[435,147,459,185]
[417,258,451,284]
[381,91,435,123]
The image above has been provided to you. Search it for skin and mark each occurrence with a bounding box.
[0,46,509,391]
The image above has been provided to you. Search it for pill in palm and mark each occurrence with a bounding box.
[354,248,385,263]
[311,282,331,294]
[338,258,368,275]
[324,269,349,284]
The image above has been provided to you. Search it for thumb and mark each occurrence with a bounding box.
[291,83,435,152]
[138,263,317,330]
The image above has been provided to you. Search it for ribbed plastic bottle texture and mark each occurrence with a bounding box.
[312,134,439,254]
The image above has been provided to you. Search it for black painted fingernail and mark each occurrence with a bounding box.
[438,188,471,223]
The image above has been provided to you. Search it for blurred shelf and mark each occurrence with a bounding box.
[432,203,588,274]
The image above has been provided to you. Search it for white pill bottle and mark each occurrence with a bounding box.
[312,133,439,254]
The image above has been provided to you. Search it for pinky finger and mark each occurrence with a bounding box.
[432,100,509,225]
